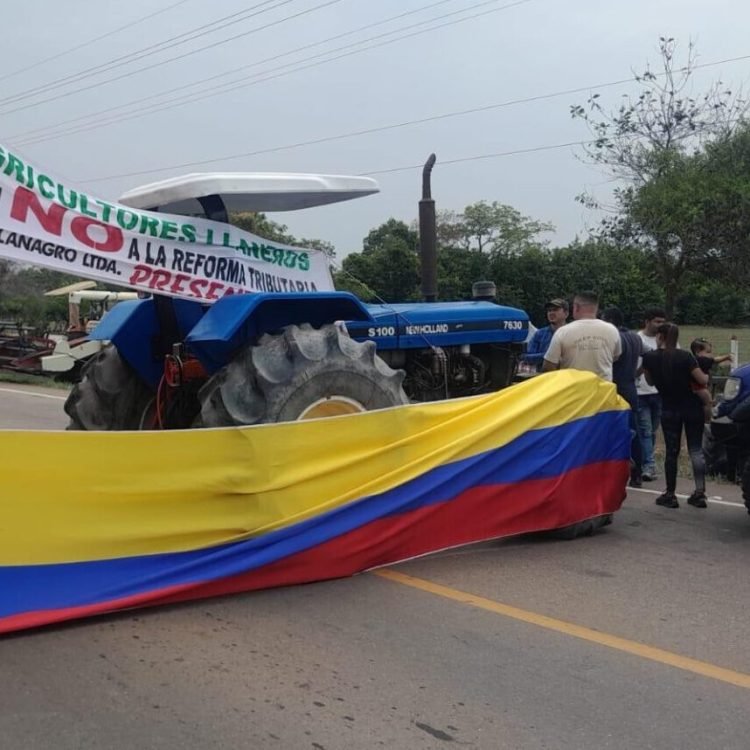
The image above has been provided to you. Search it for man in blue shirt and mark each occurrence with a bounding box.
[523,298,569,371]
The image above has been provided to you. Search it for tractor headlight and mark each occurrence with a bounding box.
[723,377,741,401]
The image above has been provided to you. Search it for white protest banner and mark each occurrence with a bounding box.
[0,144,334,302]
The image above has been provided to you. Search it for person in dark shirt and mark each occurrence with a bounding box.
[602,307,644,486]
[689,338,733,423]
[642,323,709,509]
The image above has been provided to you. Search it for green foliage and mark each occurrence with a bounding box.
[437,201,554,255]
[339,206,750,329]
[436,245,489,300]
[345,205,554,304]
[572,38,750,315]
[230,211,297,245]
[0,265,82,330]
[297,237,336,258]
[675,277,747,326]
[332,269,378,301]
[571,38,745,186]
[362,218,419,255]
[342,235,420,303]
[230,212,336,258]
[341,219,420,302]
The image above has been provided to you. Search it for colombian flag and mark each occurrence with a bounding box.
[0,370,630,634]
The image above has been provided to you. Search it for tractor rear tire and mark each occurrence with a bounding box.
[65,345,154,430]
[197,323,409,426]
[540,514,614,541]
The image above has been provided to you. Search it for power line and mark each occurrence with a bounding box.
[16,0,515,145]
[2,0,511,118]
[9,0,461,143]
[0,0,195,86]
[360,140,593,175]
[0,0,299,107]
[79,87,624,182]
[76,51,750,184]
[360,110,750,176]
[12,0,533,142]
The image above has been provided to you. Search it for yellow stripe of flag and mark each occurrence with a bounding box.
[0,371,626,565]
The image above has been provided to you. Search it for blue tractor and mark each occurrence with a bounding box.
[65,159,529,430]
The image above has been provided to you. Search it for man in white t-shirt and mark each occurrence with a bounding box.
[635,307,666,480]
[542,291,621,381]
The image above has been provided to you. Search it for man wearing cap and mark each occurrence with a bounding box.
[522,298,569,372]
[542,291,622,381]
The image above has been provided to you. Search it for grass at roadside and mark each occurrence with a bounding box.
[0,370,71,390]
[652,429,739,485]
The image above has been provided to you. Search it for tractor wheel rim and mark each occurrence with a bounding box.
[297,396,367,420]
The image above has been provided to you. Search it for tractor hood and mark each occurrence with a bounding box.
[347,301,530,349]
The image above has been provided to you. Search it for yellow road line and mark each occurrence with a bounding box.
[373,569,750,690]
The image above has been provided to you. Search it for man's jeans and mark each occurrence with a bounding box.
[637,393,662,475]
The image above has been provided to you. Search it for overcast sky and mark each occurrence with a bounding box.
[2,0,747,261]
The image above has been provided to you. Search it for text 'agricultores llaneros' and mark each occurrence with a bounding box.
[0,144,334,301]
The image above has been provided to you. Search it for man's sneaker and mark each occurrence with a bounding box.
[642,473,656,482]
[629,476,643,488]
[655,492,679,508]
[687,491,708,509]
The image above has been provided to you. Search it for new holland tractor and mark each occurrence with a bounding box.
[65,158,530,430]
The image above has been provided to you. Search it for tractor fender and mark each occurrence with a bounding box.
[90,298,205,388]
[186,292,373,374]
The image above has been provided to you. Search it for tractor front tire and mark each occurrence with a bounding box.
[65,346,154,430]
[197,324,409,426]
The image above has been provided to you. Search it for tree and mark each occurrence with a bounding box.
[615,123,750,313]
[0,264,79,329]
[362,219,418,254]
[571,38,748,314]
[230,211,296,244]
[230,212,336,258]
[340,219,420,302]
[549,240,663,325]
[435,245,490,300]
[436,201,553,255]
[296,237,336,259]
[572,38,746,186]
[341,235,419,302]
[331,269,378,301]
[346,205,554,304]
[0,259,10,289]
[696,124,750,284]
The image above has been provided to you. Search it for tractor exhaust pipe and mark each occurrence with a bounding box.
[419,153,438,302]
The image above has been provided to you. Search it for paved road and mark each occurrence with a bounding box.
[0,383,69,429]
[1,387,749,749]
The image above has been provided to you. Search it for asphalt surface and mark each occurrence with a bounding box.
[0,383,69,429]
[1,385,749,750]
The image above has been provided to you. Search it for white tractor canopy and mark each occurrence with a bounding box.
[118,172,380,217]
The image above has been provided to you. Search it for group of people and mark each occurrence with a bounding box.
[524,293,731,510]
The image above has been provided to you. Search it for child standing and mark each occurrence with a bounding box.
[689,338,733,423]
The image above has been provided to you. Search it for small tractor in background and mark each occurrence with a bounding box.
[40,281,138,380]
[66,157,530,431]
